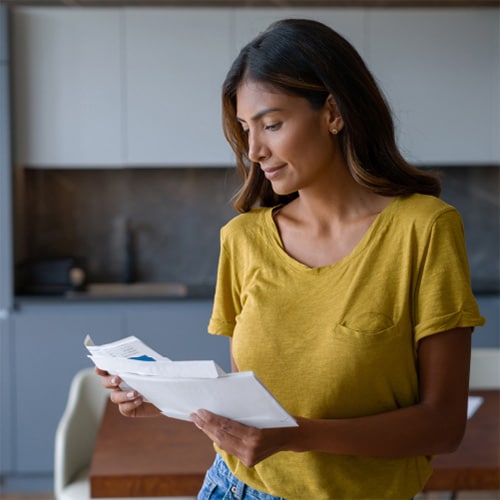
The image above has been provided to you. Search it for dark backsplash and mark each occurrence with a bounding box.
[20,166,499,292]
[438,166,499,293]
[21,168,240,286]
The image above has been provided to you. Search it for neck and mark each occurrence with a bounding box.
[295,167,387,226]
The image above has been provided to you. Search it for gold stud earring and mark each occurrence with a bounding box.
[330,128,338,135]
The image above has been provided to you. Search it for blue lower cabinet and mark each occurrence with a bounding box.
[9,299,229,479]
[475,295,500,348]
[12,309,123,473]
[0,316,13,476]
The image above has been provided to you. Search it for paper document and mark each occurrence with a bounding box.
[85,335,297,428]
[85,334,169,361]
[467,395,484,419]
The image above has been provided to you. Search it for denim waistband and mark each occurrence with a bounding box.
[204,454,284,500]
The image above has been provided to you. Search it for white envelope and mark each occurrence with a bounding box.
[85,334,297,429]
[121,371,298,428]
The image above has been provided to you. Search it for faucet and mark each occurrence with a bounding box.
[124,218,136,284]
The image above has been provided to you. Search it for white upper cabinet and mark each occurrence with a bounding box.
[365,8,499,165]
[12,8,124,167]
[124,8,234,166]
[233,8,499,166]
[232,8,366,60]
[11,7,499,167]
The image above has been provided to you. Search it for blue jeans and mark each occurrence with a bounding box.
[197,454,284,500]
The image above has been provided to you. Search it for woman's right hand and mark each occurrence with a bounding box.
[96,367,161,418]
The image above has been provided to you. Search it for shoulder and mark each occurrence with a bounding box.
[217,206,278,264]
[389,195,466,255]
[220,206,275,240]
[395,194,460,227]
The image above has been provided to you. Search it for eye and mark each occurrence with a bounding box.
[264,122,281,131]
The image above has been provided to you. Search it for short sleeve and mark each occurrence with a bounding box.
[413,208,485,344]
[207,227,240,337]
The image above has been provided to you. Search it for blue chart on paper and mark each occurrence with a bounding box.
[129,355,156,362]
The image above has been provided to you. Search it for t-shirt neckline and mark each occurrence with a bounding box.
[264,196,400,274]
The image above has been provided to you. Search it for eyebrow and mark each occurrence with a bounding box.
[236,107,283,124]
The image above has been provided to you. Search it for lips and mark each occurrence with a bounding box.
[262,164,286,180]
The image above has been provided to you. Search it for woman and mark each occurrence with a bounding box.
[99,19,484,500]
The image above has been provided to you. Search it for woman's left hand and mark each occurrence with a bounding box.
[190,409,297,467]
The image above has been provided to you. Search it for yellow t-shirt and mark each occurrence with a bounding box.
[208,194,485,500]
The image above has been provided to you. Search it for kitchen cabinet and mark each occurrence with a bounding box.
[0,4,13,478]
[232,8,366,60]
[365,8,499,165]
[0,317,13,476]
[12,7,235,167]
[0,6,12,311]
[0,63,13,311]
[8,298,228,477]
[124,8,234,166]
[12,307,123,473]
[234,8,499,166]
[11,7,499,167]
[475,295,500,348]
[12,8,124,167]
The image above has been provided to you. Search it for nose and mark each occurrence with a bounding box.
[247,131,270,164]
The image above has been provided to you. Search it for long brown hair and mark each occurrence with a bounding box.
[222,18,441,213]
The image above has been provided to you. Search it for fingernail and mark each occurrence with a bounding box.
[112,376,119,385]
[190,413,202,429]
[127,391,135,399]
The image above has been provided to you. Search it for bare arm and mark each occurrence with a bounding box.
[191,327,472,467]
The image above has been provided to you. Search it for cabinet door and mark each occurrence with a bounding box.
[0,316,13,474]
[0,63,13,311]
[474,296,500,349]
[12,8,123,167]
[232,8,366,60]
[124,301,231,372]
[13,309,123,473]
[124,8,234,166]
[366,8,499,165]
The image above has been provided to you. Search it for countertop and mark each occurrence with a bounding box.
[15,283,216,303]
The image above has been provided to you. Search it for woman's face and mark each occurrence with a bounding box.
[236,80,341,196]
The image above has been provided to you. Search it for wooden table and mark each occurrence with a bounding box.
[89,402,215,497]
[424,390,500,491]
[89,390,499,497]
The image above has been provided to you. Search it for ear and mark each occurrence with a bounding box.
[325,94,344,135]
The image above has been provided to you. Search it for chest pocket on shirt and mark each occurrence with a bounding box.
[334,312,401,345]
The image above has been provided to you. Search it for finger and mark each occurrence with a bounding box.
[120,401,161,418]
[190,409,219,433]
[193,410,251,437]
[190,410,247,447]
[101,374,123,390]
[117,399,144,417]
[110,389,141,405]
[190,411,265,467]
[112,391,144,418]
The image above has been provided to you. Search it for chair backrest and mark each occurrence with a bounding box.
[54,367,108,498]
[470,349,500,389]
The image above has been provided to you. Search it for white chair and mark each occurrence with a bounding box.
[55,367,108,500]
[54,367,195,500]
